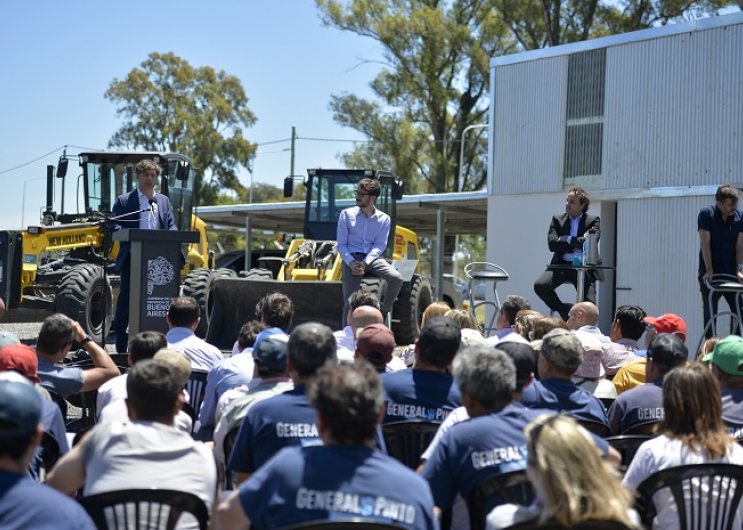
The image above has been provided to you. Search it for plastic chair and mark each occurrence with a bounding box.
[381,420,442,469]
[468,470,533,530]
[78,489,209,530]
[277,518,410,530]
[502,519,635,530]
[185,370,209,424]
[575,418,612,438]
[604,435,653,471]
[222,426,240,490]
[621,420,660,435]
[464,262,509,336]
[635,463,743,530]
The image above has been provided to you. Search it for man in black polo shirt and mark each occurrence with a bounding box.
[698,184,743,337]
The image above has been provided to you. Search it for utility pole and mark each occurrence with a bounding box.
[290,125,296,179]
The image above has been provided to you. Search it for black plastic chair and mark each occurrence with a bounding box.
[40,431,61,474]
[468,470,533,530]
[575,418,612,438]
[223,426,240,490]
[47,389,69,421]
[78,489,209,530]
[621,420,660,435]
[67,389,99,433]
[381,419,441,469]
[599,397,615,412]
[185,370,209,423]
[604,435,653,471]
[502,519,635,530]
[277,518,410,530]
[636,463,743,530]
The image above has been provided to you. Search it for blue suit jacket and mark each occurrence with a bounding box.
[109,189,177,270]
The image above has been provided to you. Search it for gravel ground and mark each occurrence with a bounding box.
[1,321,118,354]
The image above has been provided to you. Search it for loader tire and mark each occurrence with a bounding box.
[391,276,432,345]
[182,268,214,337]
[56,264,113,343]
[242,268,274,280]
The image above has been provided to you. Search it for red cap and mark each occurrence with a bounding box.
[0,344,40,383]
[356,324,395,367]
[644,313,687,341]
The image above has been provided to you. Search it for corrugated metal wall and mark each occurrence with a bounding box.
[604,23,743,189]
[616,195,717,350]
[492,57,567,195]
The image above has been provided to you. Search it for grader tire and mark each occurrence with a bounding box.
[182,268,214,337]
[391,276,432,345]
[56,264,113,343]
[242,268,274,280]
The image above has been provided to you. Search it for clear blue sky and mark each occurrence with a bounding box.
[0,1,382,227]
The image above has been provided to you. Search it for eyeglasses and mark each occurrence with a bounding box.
[354,190,370,197]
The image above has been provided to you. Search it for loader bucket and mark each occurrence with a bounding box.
[205,277,345,351]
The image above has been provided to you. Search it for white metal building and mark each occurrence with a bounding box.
[487,12,743,349]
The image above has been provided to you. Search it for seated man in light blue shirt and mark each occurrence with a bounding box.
[166,296,224,372]
[337,178,403,320]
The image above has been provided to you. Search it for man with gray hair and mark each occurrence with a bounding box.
[217,361,437,530]
[228,322,337,484]
[420,346,551,520]
[485,295,531,346]
[520,328,608,425]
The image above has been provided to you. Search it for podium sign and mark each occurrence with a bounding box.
[113,229,199,337]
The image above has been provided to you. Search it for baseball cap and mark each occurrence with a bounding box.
[0,372,42,438]
[253,327,289,350]
[356,324,395,365]
[0,343,40,383]
[153,349,192,387]
[540,328,583,370]
[0,331,20,350]
[419,316,461,355]
[253,334,290,372]
[702,335,743,375]
[644,313,687,341]
[647,333,688,368]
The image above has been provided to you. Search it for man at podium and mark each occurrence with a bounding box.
[110,159,177,353]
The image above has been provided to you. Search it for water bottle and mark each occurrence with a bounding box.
[582,237,589,266]
[584,228,599,265]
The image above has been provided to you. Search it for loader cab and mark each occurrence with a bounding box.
[303,169,403,260]
[78,152,195,231]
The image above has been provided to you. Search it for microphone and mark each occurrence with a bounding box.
[149,198,158,227]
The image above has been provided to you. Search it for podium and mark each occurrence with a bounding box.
[113,229,200,337]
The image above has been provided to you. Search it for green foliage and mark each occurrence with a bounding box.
[105,52,258,205]
[317,0,513,194]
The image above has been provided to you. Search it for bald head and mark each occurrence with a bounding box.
[567,302,599,329]
[351,306,384,332]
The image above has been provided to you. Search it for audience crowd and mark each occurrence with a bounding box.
[1,287,741,530]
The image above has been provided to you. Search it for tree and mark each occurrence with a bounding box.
[105,52,257,204]
[317,0,514,193]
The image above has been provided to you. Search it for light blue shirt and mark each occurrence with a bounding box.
[136,189,158,229]
[198,354,256,435]
[337,206,391,266]
[562,212,584,261]
[166,327,224,372]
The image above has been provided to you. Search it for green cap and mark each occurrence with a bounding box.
[702,335,743,376]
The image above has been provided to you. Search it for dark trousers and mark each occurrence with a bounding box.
[700,277,741,338]
[113,259,130,353]
[534,266,596,320]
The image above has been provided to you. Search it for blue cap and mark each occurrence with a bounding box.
[253,327,288,350]
[253,334,290,372]
[0,372,42,438]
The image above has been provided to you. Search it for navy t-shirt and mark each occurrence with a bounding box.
[0,470,95,530]
[722,388,743,438]
[228,385,320,474]
[382,369,461,423]
[698,204,743,277]
[520,378,608,424]
[239,445,438,530]
[607,380,664,435]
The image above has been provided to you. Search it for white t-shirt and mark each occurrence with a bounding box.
[81,421,216,530]
[623,435,743,530]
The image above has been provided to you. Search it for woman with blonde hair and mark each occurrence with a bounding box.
[445,309,479,330]
[514,310,543,341]
[623,363,743,530]
[487,414,638,529]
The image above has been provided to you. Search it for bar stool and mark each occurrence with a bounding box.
[698,274,743,352]
[464,262,509,336]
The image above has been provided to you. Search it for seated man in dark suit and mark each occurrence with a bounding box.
[534,188,600,321]
[109,159,177,353]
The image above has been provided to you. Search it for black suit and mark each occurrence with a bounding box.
[534,212,601,320]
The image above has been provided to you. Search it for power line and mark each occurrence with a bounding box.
[0,144,104,176]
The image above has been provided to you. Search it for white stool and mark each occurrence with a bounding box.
[464,262,509,336]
